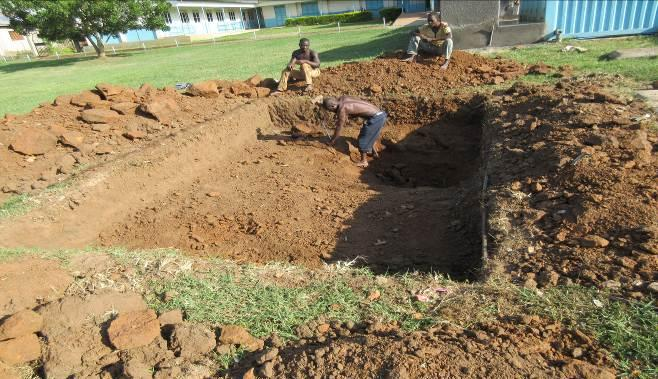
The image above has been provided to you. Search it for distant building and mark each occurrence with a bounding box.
[105,0,431,43]
[0,12,36,56]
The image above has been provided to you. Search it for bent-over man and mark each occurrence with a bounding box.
[322,96,387,168]
[271,38,320,95]
[401,11,453,69]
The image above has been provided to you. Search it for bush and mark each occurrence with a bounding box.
[284,11,372,26]
[379,7,402,23]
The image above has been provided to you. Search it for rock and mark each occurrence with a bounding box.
[59,130,85,149]
[187,81,219,98]
[647,282,658,295]
[10,129,57,155]
[91,124,112,132]
[81,108,121,124]
[158,309,183,326]
[0,333,41,364]
[95,144,113,155]
[95,83,135,101]
[257,361,274,378]
[368,290,381,301]
[627,130,653,163]
[572,347,583,358]
[53,95,72,106]
[242,368,256,379]
[231,83,257,98]
[601,280,621,290]
[107,309,160,350]
[206,192,221,198]
[111,102,139,115]
[579,235,609,248]
[85,99,113,110]
[70,91,103,107]
[219,325,254,345]
[316,323,330,334]
[57,154,77,174]
[122,359,152,379]
[140,98,179,124]
[256,348,279,365]
[245,74,263,87]
[0,309,43,341]
[256,87,271,97]
[123,130,147,140]
[369,84,383,93]
[169,323,215,358]
[530,182,543,193]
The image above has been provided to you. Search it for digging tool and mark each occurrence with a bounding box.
[318,121,337,156]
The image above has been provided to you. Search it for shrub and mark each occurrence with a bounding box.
[379,7,402,23]
[284,11,372,26]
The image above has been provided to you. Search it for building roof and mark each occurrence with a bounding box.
[169,0,312,8]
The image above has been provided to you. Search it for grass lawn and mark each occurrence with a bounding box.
[495,35,658,83]
[0,25,408,116]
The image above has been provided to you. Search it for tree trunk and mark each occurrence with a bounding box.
[87,34,106,58]
[72,39,83,53]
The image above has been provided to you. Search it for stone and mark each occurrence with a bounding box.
[70,91,102,107]
[140,98,179,124]
[369,84,383,93]
[627,130,653,163]
[187,81,219,98]
[107,309,160,350]
[0,310,43,341]
[601,280,621,290]
[316,323,330,334]
[168,323,215,358]
[158,309,183,326]
[122,359,152,379]
[579,235,609,248]
[242,368,256,379]
[91,124,112,132]
[246,74,263,87]
[111,102,139,115]
[10,129,57,155]
[256,87,271,98]
[123,130,147,140]
[81,108,121,124]
[231,83,257,98]
[219,325,256,346]
[647,282,658,295]
[256,348,279,364]
[95,83,134,101]
[257,361,274,378]
[95,144,113,155]
[59,130,85,149]
[53,95,72,106]
[57,154,77,174]
[0,334,41,364]
[85,99,113,109]
[530,182,543,193]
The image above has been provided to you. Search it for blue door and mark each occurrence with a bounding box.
[274,5,287,26]
[301,1,320,16]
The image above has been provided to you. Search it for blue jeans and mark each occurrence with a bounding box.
[358,112,387,153]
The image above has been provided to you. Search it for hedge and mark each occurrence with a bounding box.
[379,7,402,23]
[284,11,372,26]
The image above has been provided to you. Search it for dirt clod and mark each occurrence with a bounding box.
[9,128,57,155]
[168,323,216,358]
[0,309,43,341]
[0,333,41,364]
[108,309,160,350]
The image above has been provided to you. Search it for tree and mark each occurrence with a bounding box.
[0,0,170,57]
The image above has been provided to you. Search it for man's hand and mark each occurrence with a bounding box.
[287,62,295,71]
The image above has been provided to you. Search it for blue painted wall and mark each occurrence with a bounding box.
[544,0,658,38]
[124,29,157,42]
[519,0,547,23]
[302,1,321,16]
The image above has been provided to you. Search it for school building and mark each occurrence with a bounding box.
[106,0,432,43]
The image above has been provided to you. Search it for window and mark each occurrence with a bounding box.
[216,11,224,22]
[206,12,213,22]
[164,12,172,24]
[228,11,236,21]
[8,31,24,41]
[192,12,200,23]
[180,12,189,23]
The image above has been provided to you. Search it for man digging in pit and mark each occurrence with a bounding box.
[270,38,321,96]
[401,11,453,69]
[321,96,387,168]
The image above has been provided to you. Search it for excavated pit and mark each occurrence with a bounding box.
[99,97,485,280]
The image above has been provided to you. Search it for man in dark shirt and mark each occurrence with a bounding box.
[271,38,321,95]
[322,96,387,168]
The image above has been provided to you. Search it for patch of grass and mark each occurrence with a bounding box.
[0,193,32,219]
[213,346,247,372]
[520,286,658,378]
[0,26,409,115]
[495,35,658,84]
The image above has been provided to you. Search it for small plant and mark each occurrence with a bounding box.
[379,7,402,23]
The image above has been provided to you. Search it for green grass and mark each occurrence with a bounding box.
[495,35,658,83]
[0,26,408,116]
[520,286,658,378]
[0,181,71,220]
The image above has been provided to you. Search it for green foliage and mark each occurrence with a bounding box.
[0,194,31,219]
[0,0,171,57]
[379,7,402,23]
[285,11,372,26]
[520,286,658,378]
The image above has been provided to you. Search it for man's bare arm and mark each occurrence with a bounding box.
[330,108,347,143]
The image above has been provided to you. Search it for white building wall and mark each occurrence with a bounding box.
[285,3,301,18]
[160,6,248,38]
[261,6,276,20]
[0,29,32,56]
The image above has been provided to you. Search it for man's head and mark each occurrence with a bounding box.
[322,97,339,112]
[299,38,310,52]
[427,11,441,27]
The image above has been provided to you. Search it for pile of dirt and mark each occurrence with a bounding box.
[484,77,657,298]
[312,51,527,98]
[0,77,273,203]
[230,318,615,379]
